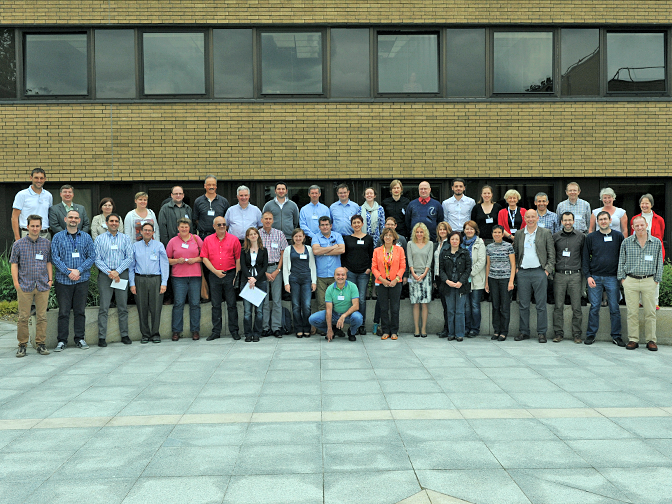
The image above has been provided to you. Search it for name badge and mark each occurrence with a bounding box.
[357,240,365,245]
[645,255,654,261]
[510,229,517,234]
[35,254,44,260]
[271,243,279,248]
[181,243,190,249]
[207,210,215,216]
[71,252,80,258]
[151,254,158,261]
[312,215,319,219]
[575,215,583,220]
[401,208,406,215]
[337,295,345,301]
[525,241,533,248]
[604,236,613,242]
[538,223,545,228]
[111,245,119,250]
[562,250,571,257]
[299,254,308,259]
[185,214,189,219]
[485,217,493,224]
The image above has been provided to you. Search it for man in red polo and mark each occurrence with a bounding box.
[201,216,241,340]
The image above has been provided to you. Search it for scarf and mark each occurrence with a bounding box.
[463,235,477,257]
[361,201,380,232]
[383,246,394,279]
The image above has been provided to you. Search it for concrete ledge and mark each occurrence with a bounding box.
[28,299,672,348]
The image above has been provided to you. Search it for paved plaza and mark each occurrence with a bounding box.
[1,319,672,504]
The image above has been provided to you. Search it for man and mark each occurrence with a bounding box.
[10,214,52,357]
[513,209,555,343]
[12,168,52,241]
[382,180,411,239]
[51,209,96,351]
[312,216,345,315]
[329,183,360,236]
[308,267,363,342]
[405,181,445,241]
[200,216,241,340]
[552,212,585,343]
[262,181,299,241]
[94,213,134,347]
[224,185,263,242]
[129,223,169,344]
[299,185,331,242]
[192,175,230,238]
[617,215,663,351]
[535,192,560,234]
[556,182,591,234]
[259,211,288,338]
[48,184,90,235]
[442,178,475,232]
[583,210,625,346]
[159,186,193,247]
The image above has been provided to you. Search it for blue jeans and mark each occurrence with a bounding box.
[243,281,266,337]
[465,288,483,334]
[445,288,467,338]
[346,271,369,324]
[308,310,363,336]
[586,275,621,339]
[171,276,201,333]
[290,273,313,333]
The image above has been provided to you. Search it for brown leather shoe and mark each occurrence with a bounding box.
[626,341,639,350]
[171,332,180,341]
[647,341,658,351]
[192,332,200,340]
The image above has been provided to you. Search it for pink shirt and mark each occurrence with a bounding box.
[166,234,204,277]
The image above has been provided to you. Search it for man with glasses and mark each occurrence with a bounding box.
[406,181,444,241]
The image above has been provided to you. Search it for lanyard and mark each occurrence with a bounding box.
[509,208,517,229]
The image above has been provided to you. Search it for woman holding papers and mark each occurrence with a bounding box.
[240,227,268,342]
[282,229,317,338]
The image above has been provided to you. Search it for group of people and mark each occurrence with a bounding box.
[10,170,666,358]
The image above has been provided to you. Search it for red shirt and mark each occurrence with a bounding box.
[200,232,241,271]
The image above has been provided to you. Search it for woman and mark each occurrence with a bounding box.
[342,215,374,335]
[407,222,433,338]
[433,221,452,338]
[463,221,486,337]
[631,193,665,309]
[240,227,268,342]
[589,188,628,236]
[485,225,516,341]
[124,191,158,242]
[91,197,124,239]
[439,231,471,341]
[361,187,386,245]
[371,227,406,340]
[497,189,526,242]
[166,218,203,341]
[471,185,501,244]
[283,228,317,338]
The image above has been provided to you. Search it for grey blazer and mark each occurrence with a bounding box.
[513,226,555,277]
[49,203,91,235]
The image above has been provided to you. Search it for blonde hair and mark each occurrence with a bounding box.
[411,222,430,244]
[504,189,521,201]
[435,221,453,242]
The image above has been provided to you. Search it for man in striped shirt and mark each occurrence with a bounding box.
[260,211,288,338]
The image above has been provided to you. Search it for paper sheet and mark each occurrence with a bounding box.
[240,282,267,307]
[111,278,128,290]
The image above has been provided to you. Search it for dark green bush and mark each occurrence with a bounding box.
[658,261,672,308]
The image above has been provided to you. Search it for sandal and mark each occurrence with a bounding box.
[296,332,303,338]
[382,334,390,340]
[491,333,499,340]
[391,334,398,340]
[498,335,507,341]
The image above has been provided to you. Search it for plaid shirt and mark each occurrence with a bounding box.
[537,210,560,234]
[617,232,663,282]
[556,199,591,233]
[51,230,96,285]
[10,236,52,292]
[259,226,288,264]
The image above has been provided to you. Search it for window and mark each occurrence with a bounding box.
[330,29,370,97]
[213,29,253,98]
[0,29,16,99]
[24,33,88,96]
[260,32,323,94]
[607,32,665,93]
[561,29,599,96]
[377,32,439,94]
[95,30,136,99]
[493,31,553,94]
[143,32,205,95]
[446,29,485,97]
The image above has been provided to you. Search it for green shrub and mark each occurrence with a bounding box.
[0,252,17,303]
[0,300,18,316]
[659,261,672,307]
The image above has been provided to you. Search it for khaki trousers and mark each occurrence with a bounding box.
[316,277,335,312]
[17,288,50,346]
[622,276,657,343]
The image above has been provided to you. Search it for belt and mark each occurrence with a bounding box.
[558,270,581,275]
[135,274,160,277]
[268,262,279,267]
[627,274,654,280]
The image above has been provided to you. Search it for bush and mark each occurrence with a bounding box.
[658,261,672,307]
[0,300,18,316]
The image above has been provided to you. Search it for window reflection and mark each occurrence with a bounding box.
[0,29,16,98]
[261,32,323,94]
[96,30,135,98]
[331,29,370,97]
[446,29,485,97]
[143,32,205,95]
[561,29,599,96]
[213,29,253,98]
[25,33,88,96]
[494,32,553,93]
[607,32,665,92]
[378,33,439,94]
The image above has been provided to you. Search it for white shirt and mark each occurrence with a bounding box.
[520,226,541,269]
[442,195,475,232]
[12,186,53,230]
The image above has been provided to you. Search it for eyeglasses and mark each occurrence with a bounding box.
[215,223,227,227]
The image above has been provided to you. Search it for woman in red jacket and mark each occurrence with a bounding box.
[372,227,407,340]
[497,189,526,242]
[631,193,666,309]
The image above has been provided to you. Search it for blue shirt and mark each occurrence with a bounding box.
[224,204,263,240]
[537,210,560,234]
[314,231,344,278]
[329,200,360,236]
[299,202,331,239]
[94,231,134,275]
[51,230,96,285]
[129,239,170,287]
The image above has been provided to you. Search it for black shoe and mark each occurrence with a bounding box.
[98,338,107,347]
[253,335,259,342]
[514,334,530,341]
[348,334,356,341]
[121,336,132,345]
[438,331,448,339]
[152,336,161,343]
[245,335,253,342]
[538,334,547,343]
[446,335,455,341]
[358,326,366,335]
[584,336,596,345]
[333,327,345,338]
[261,330,271,337]
[466,331,478,338]
[206,334,220,341]
[232,334,241,340]
[141,337,150,344]
[421,334,427,338]
[612,337,626,347]
[273,330,282,339]
[414,334,421,338]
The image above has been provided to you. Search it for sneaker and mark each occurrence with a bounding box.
[584,336,596,345]
[358,326,366,335]
[16,345,26,358]
[376,325,383,337]
[37,344,50,355]
[348,334,356,341]
[612,337,626,347]
[656,305,660,310]
[372,323,379,335]
[552,335,563,343]
[75,340,89,350]
[152,336,161,344]
[141,337,150,344]
[54,342,66,352]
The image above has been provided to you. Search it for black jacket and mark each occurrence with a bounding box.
[439,247,472,295]
[382,195,411,238]
[240,248,268,292]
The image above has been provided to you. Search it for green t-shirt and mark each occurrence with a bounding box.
[325,281,359,314]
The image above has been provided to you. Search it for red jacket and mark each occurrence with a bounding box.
[631,212,666,260]
[498,207,527,235]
